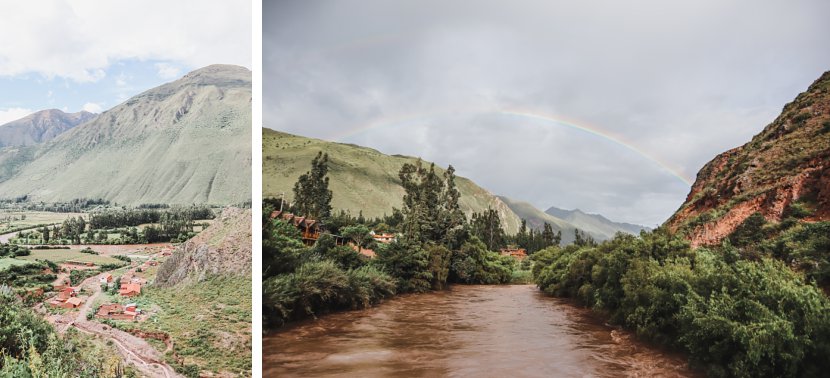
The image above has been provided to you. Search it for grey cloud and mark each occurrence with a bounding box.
[265,0,830,225]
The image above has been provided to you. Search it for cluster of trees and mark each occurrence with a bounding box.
[0,260,56,289]
[262,217,395,327]
[512,220,562,253]
[0,244,30,258]
[0,197,111,213]
[15,206,214,245]
[264,153,526,328]
[0,291,132,376]
[532,228,830,377]
[88,206,213,229]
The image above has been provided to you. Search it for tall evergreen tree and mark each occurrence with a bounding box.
[470,207,506,251]
[292,151,333,219]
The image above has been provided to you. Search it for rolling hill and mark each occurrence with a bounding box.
[0,65,252,205]
[263,128,522,234]
[667,70,830,246]
[0,109,96,147]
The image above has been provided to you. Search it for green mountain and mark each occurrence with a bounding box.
[0,109,96,147]
[0,65,252,205]
[545,206,650,238]
[263,128,522,234]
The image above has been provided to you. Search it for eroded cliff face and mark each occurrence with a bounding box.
[155,207,252,287]
[667,71,830,247]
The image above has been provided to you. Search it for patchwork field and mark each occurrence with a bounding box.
[0,211,83,233]
[17,249,124,265]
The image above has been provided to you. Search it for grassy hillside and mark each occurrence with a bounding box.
[0,65,252,205]
[263,128,521,234]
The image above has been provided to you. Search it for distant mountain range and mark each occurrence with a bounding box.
[497,196,649,244]
[545,206,651,238]
[0,64,252,205]
[0,109,96,147]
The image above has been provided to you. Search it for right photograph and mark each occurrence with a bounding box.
[263,1,830,377]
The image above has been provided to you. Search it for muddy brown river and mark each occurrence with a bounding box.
[264,285,696,377]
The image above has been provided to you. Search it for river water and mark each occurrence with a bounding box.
[264,285,696,377]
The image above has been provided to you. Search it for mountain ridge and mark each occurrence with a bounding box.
[0,109,96,147]
[0,64,252,205]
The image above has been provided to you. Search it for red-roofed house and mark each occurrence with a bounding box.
[119,283,141,297]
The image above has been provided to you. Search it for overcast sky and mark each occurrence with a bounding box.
[0,0,251,124]
[267,0,830,226]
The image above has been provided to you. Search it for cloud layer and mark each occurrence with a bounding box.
[267,0,830,225]
[0,0,251,83]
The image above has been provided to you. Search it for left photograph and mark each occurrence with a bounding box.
[0,1,252,377]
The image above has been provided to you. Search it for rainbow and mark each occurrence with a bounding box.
[331,108,693,186]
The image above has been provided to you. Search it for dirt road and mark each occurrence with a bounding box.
[52,261,181,377]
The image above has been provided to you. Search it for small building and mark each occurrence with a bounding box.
[270,211,324,245]
[62,297,84,309]
[499,247,528,260]
[57,287,77,301]
[96,303,138,320]
[100,273,113,284]
[371,231,396,244]
[119,283,141,297]
[148,260,158,266]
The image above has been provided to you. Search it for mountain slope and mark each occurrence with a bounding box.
[263,128,522,234]
[155,207,252,287]
[667,71,830,246]
[546,206,650,238]
[0,109,96,147]
[0,65,252,205]
[497,196,597,244]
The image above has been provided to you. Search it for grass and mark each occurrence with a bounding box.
[122,276,252,376]
[0,211,84,233]
[17,249,124,265]
[0,257,32,271]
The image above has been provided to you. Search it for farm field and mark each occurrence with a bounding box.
[17,249,124,265]
[0,257,32,270]
[0,211,84,233]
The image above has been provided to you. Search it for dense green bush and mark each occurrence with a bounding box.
[532,228,830,377]
[450,238,513,284]
[263,261,396,327]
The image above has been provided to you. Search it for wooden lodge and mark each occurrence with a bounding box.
[499,246,528,260]
[270,210,324,245]
[371,231,396,244]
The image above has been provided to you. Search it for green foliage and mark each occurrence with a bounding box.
[763,222,830,284]
[470,208,506,251]
[450,238,512,284]
[729,212,767,248]
[292,151,333,219]
[398,160,465,246]
[263,261,396,327]
[374,241,432,293]
[532,228,830,377]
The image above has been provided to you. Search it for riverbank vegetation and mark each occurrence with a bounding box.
[531,226,830,377]
[263,153,549,328]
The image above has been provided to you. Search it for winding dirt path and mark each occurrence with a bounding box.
[52,260,181,377]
